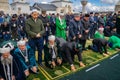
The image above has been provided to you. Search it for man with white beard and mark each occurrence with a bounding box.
[0,47,21,80]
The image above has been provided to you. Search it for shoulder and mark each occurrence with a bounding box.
[14,48,20,53]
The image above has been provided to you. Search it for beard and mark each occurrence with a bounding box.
[1,55,13,65]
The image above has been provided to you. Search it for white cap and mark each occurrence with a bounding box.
[98,27,104,31]
[48,35,55,41]
[3,42,14,50]
[31,9,39,13]
[59,13,64,16]
[0,47,11,54]
[17,40,26,46]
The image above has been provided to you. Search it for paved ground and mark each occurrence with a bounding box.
[60,52,120,80]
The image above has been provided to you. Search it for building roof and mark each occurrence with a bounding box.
[33,3,57,11]
[51,0,72,3]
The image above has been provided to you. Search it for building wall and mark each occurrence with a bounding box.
[52,1,73,13]
[0,0,10,12]
[11,3,30,14]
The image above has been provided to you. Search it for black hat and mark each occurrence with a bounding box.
[84,14,90,17]
[12,14,17,18]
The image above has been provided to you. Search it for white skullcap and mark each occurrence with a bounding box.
[59,13,64,16]
[31,9,39,13]
[0,47,11,54]
[98,27,104,31]
[17,40,26,46]
[48,35,55,41]
[3,42,14,50]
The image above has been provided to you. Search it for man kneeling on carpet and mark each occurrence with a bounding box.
[88,38,111,57]
[14,40,38,77]
[61,41,85,71]
[44,35,62,69]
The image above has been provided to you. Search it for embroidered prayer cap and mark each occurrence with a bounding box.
[3,42,14,50]
[17,40,26,46]
[31,9,39,14]
[0,47,11,54]
[48,35,56,41]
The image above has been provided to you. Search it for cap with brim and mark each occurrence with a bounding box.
[0,47,11,54]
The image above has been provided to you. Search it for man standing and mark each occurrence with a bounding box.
[25,9,45,66]
[80,14,90,50]
[69,13,82,42]
[116,11,120,35]
[56,13,66,40]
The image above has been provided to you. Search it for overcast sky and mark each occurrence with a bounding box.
[9,0,119,12]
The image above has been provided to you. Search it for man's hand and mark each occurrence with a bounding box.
[12,75,15,80]
[31,66,37,73]
[85,30,89,33]
[57,58,62,65]
[0,78,4,80]
[24,70,30,77]
[36,33,41,38]
[78,34,82,38]
[47,23,49,26]
[51,61,56,67]
[73,36,76,40]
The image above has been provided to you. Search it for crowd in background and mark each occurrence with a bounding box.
[0,9,120,80]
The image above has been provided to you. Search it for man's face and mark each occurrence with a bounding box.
[49,40,55,45]
[74,16,80,21]
[18,45,26,51]
[84,17,89,21]
[2,52,10,59]
[31,12,39,19]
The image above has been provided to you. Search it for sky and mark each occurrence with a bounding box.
[9,0,120,12]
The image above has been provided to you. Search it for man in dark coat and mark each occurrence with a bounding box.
[80,14,91,50]
[39,10,50,43]
[61,42,85,71]
[69,13,83,42]
[116,11,120,35]
[89,38,110,57]
[44,35,62,69]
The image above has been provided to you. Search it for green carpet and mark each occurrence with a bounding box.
[60,52,120,80]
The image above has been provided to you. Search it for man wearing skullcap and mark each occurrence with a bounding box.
[25,9,45,66]
[14,40,38,77]
[0,46,23,80]
[44,35,62,69]
[55,13,67,40]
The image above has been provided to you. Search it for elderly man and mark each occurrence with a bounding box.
[0,47,22,80]
[14,40,38,77]
[44,35,62,69]
[25,9,45,66]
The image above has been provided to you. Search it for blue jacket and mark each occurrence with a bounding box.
[14,45,37,71]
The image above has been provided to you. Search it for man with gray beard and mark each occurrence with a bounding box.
[0,47,23,80]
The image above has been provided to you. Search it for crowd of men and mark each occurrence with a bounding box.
[0,9,120,80]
